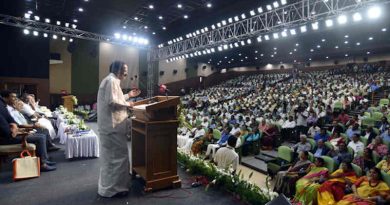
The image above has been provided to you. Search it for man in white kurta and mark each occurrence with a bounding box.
[97,61,140,197]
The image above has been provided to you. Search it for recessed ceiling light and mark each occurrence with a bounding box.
[183,15,188,19]
[206,3,212,8]
[144,26,148,29]
[367,51,371,55]
[356,42,361,46]
[344,35,349,38]
[322,39,326,42]
[152,32,156,35]
[177,4,182,8]
[382,28,387,32]
[123,25,127,29]
[158,16,163,20]
[134,17,139,20]
[162,26,166,30]
[73,19,78,23]
[33,31,38,36]
[78,8,84,12]
[345,54,348,57]
[344,41,348,44]
[369,37,373,40]
[149,5,154,9]
[335,45,339,49]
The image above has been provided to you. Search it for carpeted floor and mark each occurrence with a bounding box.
[0,123,242,205]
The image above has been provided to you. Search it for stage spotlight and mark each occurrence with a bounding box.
[281,30,287,37]
[240,41,245,46]
[241,13,246,19]
[45,18,50,23]
[312,22,319,30]
[368,37,373,40]
[228,18,233,23]
[250,10,256,16]
[221,20,227,25]
[33,31,38,36]
[65,23,69,27]
[337,15,347,24]
[382,28,387,32]
[325,19,333,27]
[34,16,40,21]
[207,3,212,8]
[264,35,270,40]
[69,38,74,42]
[218,46,223,51]
[24,13,31,19]
[122,34,128,40]
[211,48,215,52]
[43,33,48,38]
[57,21,61,25]
[290,29,296,35]
[257,36,262,42]
[23,29,30,35]
[72,24,77,29]
[353,12,362,21]
[300,25,307,33]
[281,0,287,5]
[78,8,84,12]
[266,5,272,11]
[247,39,252,44]
[273,1,279,8]
[211,25,216,29]
[273,33,279,39]
[234,16,239,21]
[257,7,263,13]
[217,23,221,27]
[234,42,239,47]
[367,6,381,19]
[53,34,58,39]
[114,33,121,39]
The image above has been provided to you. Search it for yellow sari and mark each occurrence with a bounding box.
[337,176,389,205]
[317,169,358,205]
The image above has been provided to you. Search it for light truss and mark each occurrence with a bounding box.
[0,14,150,49]
[154,0,389,60]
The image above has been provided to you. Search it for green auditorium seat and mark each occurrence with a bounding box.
[372,151,382,164]
[380,98,390,107]
[307,138,316,151]
[213,129,222,140]
[372,112,384,122]
[381,170,390,187]
[267,146,294,178]
[321,156,336,173]
[361,118,376,129]
[351,163,363,177]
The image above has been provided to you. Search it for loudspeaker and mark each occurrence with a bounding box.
[159,71,164,76]
[173,69,178,74]
[265,194,291,205]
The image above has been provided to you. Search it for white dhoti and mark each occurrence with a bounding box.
[97,73,131,197]
[205,144,220,158]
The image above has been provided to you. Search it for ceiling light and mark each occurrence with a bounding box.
[24,13,31,19]
[257,36,262,42]
[322,39,326,42]
[312,22,319,30]
[273,33,279,39]
[162,26,166,30]
[368,37,373,40]
[247,39,252,44]
[149,4,154,9]
[122,34,128,40]
[134,17,139,20]
[345,35,349,38]
[257,7,263,13]
[264,35,270,40]
[217,23,221,27]
[250,10,256,16]
[34,16,40,21]
[43,33,48,38]
[177,4,182,9]
[206,3,212,8]
[326,56,329,59]
[53,34,58,39]
[274,47,277,50]
[273,1,279,8]
[325,19,333,27]
[344,41,348,44]
[114,33,121,39]
[295,43,299,46]
[367,51,370,55]
[345,54,348,57]
[69,38,74,42]
[382,28,387,32]
[281,0,287,5]
[300,25,307,33]
[266,5,272,10]
[234,16,239,21]
[152,32,156,35]
[78,8,84,12]
[73,19,78,23]
[23,29,30,35]
[65,23,69,27]
[367,6,381,19]
[240,41,245,46]
[356,42,361,45]
[234,42,239,47]
[72,24,77,29]
[353,12,362,22]
[335,45,339,49]
[27,10,33,14]
[183,15,188,19]
[241,13,246,19]
[337,15,347,24]
[122,25,127,29]
[281,30,287,37]
[310,49,314,52]
[45,18,50,23]
[317,45,321,48]
[158,16,163,20]
[218,46,223,51]
[309,58,312,61]
[290,29,296,35]
[211,25,216,29]
[56,21,61,25]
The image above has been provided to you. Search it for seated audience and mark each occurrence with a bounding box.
[314,139,330,157]
[367,136,388,157]
[213,136,239,172]
[330,142,353,164]
[376,152,390,174]
[353,148,375,174]
[347,134,365,157]
[317,162,358,205]
[292,134,311,153]
[346,124,361,140]
[336,168,389,205]
[314,128,329,142]
[308,123,321,138]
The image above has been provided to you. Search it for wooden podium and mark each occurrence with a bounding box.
[131,96,181,191]
[62,95,75,112]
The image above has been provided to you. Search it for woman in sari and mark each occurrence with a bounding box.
[191,128,214,155]
[317,162,358,205]
[294,157,328,205]
[337,167,390,205]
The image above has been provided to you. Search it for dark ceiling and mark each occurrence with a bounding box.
[1,0,390,69]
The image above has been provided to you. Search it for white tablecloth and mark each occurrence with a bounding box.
[64,130,100,159]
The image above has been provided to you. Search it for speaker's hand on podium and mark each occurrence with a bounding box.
[128,89,141,98]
